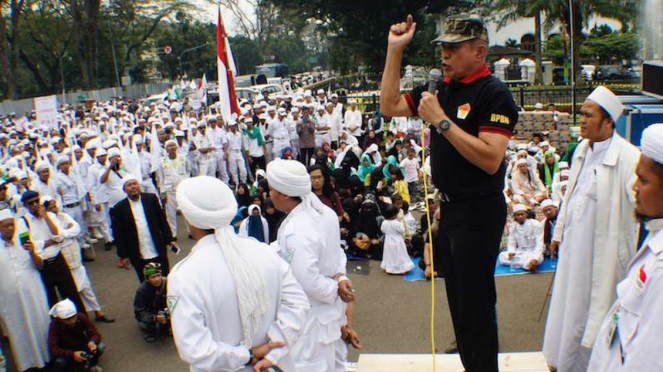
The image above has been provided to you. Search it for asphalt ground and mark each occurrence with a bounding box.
[4,214,554,372]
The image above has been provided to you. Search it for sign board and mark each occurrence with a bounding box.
[34,95,58,129]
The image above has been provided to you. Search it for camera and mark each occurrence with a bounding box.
[158,308,170,323]
[80,351,94,370]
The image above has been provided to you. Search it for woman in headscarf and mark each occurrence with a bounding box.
[383,155,401,181]
[538,150,560,193]
[235,183,251,208]
[362,130,380,151]
[262,198,285,243]
[321,142,336,162]
[357,153,377,184]
[239,205,269,243]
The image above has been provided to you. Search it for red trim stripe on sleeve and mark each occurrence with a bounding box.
[404,93,418,117]
[478,126,513,138]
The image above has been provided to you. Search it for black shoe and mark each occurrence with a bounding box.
[444,341,458,354]
[104,242,114,251]
[144,334,156,343]
[96,315,115,323]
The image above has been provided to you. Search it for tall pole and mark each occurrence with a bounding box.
[60,56,66,105]
[569,0,576,125]
[106,20,122,88]
[178,42,215,79]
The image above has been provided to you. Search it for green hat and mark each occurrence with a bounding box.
[143,262,162,278]
[432,14,489,44]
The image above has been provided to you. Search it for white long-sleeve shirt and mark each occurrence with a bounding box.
[168,234,309,372]
[344,109,363,137]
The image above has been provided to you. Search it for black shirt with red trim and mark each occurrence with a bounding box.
[404,64,518,197]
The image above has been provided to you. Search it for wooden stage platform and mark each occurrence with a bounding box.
[357,352,549,372]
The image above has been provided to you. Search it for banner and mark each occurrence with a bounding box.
[34,95,59,129]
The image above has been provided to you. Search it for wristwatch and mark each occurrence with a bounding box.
[437,119,451,133]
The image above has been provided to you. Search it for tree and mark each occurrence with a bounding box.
[584,30,639,65]
[0,0,28,99]
[505,38,519,48]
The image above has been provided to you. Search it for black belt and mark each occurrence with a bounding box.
[64,202,81,208]
[43,252,62,265]
[439,191,502,203]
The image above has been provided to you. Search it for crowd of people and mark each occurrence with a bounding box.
[1,15,662,372]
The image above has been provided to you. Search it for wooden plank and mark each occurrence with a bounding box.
[358,352,549,372]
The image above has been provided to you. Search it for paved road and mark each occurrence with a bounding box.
[5,215,554,371]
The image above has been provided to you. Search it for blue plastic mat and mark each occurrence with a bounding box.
[405,257,558,282]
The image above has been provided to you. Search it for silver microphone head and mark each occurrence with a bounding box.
[429,68,442,81]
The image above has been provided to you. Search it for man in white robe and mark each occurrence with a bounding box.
[169,176,309,372]
[498,204,544,271]
[0,209,51,371]
[588,123,663,371]
[266,159,355,372]
[543,86,641,372]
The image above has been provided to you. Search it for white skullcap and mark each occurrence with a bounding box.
[517,144,527,151]
[291,107,300,113]
[535,102,543,109]
[317,89,325,94]
[102,140,116,149]
[121,174,139,185]
[49,298,77,319]
[107,148,121,158]
[16,170,27,180]
[165,139,178,148]
[55,155,70,167]
[331,93,338,98]
[197,121,206,128]
[641,123,663,165]
[586,86,624,123]
[513,204,527,213]
[516,158,528,166]
[560,169,570,177]
[174,130,185,137]
[95,148,107,157]
[558,161,569,169]
[34,161,50,173]
[132,135,144,144]
[540,141,550,147]
[0,208,14,221]
[540,199,559,209]
[176,176,269,346]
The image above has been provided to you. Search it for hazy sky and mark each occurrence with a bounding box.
[191,0,254,35]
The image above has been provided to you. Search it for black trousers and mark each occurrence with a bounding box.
[133,255,170,282]
[249,155,266,177]
[436,194,506,372]
[299,147,315,166]
[40,253,86,313]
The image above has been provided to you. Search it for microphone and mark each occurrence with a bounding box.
[428,68,442,94]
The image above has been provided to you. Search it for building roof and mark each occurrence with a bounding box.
[489,45,534,57]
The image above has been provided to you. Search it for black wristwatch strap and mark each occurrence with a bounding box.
[246,348,254,365]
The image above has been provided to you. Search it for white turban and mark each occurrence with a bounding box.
[55,155,70,167]
[516,158,528,166]
[540,199,559,209]
[34,161,50,173]
[164,139,178,148]
[49,298,77,319]
[107,147,121,158]
[641,123,663,165]
[95,148,107,157]
[266,159,325,218]
[513,204,527,214]
[176,176,269,347]
[0,208,13,222]
[121,174,139,186]
[586,86,624,123]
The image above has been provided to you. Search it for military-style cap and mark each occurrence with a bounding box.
[432,14,488,44]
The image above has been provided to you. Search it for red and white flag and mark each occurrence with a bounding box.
[217,6,240,122]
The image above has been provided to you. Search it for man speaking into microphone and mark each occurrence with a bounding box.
[380,14,518,372]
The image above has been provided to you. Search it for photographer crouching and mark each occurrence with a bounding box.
[134,263,170,343]
[48,299,105,372]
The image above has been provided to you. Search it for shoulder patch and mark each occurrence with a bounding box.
[167,296,179,314]
[457,103,471,119]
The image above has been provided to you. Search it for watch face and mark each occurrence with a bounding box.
[440,120,450,130]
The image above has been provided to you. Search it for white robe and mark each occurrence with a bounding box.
[274,203,346,372]
[380,219,414,274]
[588,219,663,372]
[0,221,51,371]
[544,134,640,372]
[499,218,544,270]
[168,234,309,372]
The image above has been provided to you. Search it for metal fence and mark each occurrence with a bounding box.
[0,81,172,116]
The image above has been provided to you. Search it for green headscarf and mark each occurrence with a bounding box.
[383,155,400,181]
[243,126,264,146]
[543,150,559,190]
[357,153,377,182]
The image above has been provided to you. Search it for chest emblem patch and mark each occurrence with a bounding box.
[457,103,471,120]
